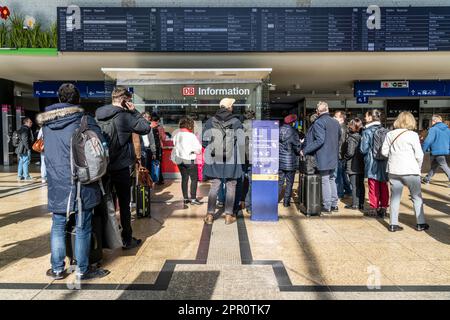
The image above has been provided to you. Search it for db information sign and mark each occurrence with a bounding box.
[182,87,196,96]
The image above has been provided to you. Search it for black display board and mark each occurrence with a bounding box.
[57,7,450,52]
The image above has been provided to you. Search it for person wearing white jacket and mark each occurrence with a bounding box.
[172,117,203,206]
[381,112,429,233]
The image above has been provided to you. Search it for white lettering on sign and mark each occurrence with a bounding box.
[198,87,251,96]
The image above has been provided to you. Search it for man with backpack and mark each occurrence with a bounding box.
[96,87,151,250]
[202,98,243,225]
[360,109,389,218]
[13,117,34,181]
[36,83,109,281]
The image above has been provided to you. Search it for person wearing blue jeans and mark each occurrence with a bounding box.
[17,150,32,180]
[217,176,243,214]
[51,210,92,277]
[15,117,34,181]
[319,169,339,212]
[335,160,352,198]
[38,83,109,280]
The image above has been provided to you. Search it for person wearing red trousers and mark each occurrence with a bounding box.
[360,109,389,218]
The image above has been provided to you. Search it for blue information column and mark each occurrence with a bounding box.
[251,120,279,221]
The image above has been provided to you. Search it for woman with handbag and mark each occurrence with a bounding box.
[381,112,429,232]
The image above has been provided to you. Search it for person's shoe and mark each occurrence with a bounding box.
[24,176,34,181]
[46,268,68,280]
[321,206,332,214]
[331,206,339,212]
[358,204,364,211]
[76,268,110,281]
[388,224,403,232]
[41,179,47,184]
[217,201,224,208]
[183,199,191,205]
[377,208,387,219]
[190,199,202,205]
[364,208,378,217]
[17,176,24,181]
[344,204,358,210]
[388,225,404,232]
[416,223,430,231]
[122,237,142,250]
[225,214,237,225]
[204,214,214,225]
[421,177,430,185]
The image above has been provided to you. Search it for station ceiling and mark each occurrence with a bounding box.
[3,52,450,103]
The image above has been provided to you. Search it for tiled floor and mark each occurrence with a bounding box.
[0,165,449,300]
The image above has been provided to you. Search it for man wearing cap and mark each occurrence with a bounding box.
[279,114,302,207]
[202,98,244,225]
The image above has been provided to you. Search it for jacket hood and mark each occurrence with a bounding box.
[214,108,237,122]
[365,121,381,129]
[36,105,84,129]
[280,124,296,142]
[434,122,449,131]
[95,104,124,121]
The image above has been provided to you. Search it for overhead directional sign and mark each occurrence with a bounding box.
[34,81,111,98]
[355,80,448,98]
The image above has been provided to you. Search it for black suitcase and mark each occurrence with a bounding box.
[299,174,322,217]
[66,211,103,266]
[136,185,151,218]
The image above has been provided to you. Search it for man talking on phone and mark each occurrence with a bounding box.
[96,87,151,250]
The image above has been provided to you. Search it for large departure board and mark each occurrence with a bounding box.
[57,7,450,52]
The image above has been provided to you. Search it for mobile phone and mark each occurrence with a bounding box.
[121,100,129,110]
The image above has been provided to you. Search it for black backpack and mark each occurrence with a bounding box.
[372,126,390,160]
[12,130,21,147]
[211,116,237,161]
[97,114,121,166]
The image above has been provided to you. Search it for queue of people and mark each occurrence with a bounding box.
[15,82,449,282]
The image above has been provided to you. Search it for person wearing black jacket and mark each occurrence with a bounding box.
[16,117,34,181]
[344,118,365,210]
[96,87,151,250]
[334,110,352,198]
[279,114,301,207]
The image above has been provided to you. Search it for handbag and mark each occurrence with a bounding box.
[32,138,44,153]
[150,160,160,182]
[102,193,123,250]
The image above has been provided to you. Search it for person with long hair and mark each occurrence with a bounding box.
[344,118,365,210]
[360,109,389,217]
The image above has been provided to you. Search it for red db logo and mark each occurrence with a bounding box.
[182,87,196,96]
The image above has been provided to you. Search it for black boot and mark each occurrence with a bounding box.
[388,225,404,232]
[416,223,430,231]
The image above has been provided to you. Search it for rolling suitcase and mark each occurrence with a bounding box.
[299,174,322,217]
[66,211,103,267]
[136,185,151,218]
